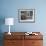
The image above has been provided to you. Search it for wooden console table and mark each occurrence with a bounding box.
[4,32,43,46]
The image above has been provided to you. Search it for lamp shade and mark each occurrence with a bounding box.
[5,18,14,25]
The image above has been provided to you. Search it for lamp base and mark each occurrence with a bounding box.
[8,32,11,35]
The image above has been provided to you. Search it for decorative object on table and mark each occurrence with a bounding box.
[25,32,38,35]
[18,9,35,23]
[5,18,14,35]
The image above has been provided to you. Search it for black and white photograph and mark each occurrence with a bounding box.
[18,9,35,23]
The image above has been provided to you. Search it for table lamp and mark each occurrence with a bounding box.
[5,18,14,35]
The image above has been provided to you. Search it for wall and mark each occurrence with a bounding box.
[0,0,46,32]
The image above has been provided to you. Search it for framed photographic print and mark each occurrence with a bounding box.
[18,9,35,23]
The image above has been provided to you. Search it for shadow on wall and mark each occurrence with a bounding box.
[0,16,5,46]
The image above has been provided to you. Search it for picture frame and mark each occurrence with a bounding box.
[18,9,35,23]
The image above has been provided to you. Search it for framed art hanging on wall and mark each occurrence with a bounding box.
[18,9,35,23]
